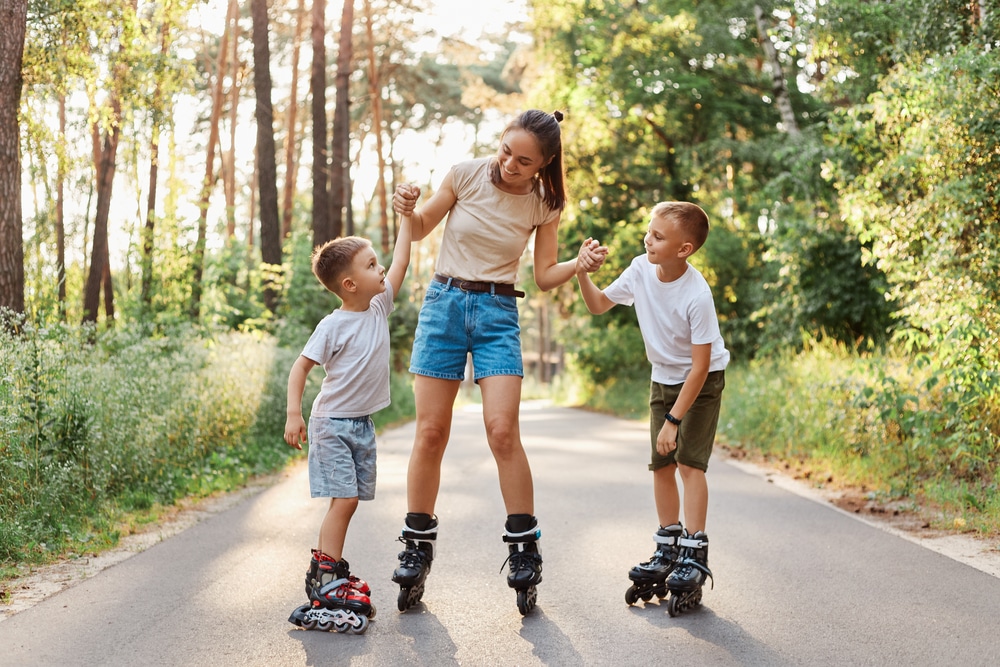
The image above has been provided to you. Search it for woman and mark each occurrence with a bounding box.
[390,109,605,615]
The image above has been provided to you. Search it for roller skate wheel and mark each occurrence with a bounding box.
[667,595,681,617]
[397,588,409,612]
[516,586,537,616]
[625,585,640,606]
[349,615,369,634]
[317,619,334,632]
[367,603,377,620]
[333,620,349,633]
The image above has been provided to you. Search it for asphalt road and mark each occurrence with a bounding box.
[2,403,999,666]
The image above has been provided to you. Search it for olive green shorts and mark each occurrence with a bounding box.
[648,370,726,472]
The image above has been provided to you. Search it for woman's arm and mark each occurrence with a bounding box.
[392,171,458,241]
[533,220,608,291]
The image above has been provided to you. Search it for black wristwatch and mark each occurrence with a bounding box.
[664,412,682,426]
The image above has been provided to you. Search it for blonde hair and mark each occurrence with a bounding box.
[652,201,710,251]
[311,236,371,295]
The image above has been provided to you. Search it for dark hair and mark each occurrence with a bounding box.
[652,202,710,250]
[488,109,566,211]
[311,236,371,295]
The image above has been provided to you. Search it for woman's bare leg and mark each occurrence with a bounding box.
[406,375,462,514]
[478,375,533,515]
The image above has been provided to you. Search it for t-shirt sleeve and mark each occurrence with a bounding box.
[688,288,722,345]
[301,316,338,365]
[602,261,637,306]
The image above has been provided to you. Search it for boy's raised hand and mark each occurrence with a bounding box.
[577,237,609,274]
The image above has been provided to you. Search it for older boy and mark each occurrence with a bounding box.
[575,201,729,615]
[283,215,412,633]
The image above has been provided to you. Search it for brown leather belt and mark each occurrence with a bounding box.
[433,273,525,298]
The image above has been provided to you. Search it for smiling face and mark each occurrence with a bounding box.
[495,128,547,193]
[644,213,688,263]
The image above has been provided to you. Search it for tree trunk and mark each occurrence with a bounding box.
[282,0,307,238]
[191,0,238,319]
[311,0,331,246]
[57,94,67,317]
[83,117,121,324]
[142,19,171,314]
[330,0,354,242]
[224,11,241,238]
[362,0,386,252]
[0,0,27,316]
[754,4,800,136]
[251,0,282,313]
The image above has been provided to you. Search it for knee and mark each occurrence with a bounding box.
[677,464,705,482]
[484,419,519,455]
[414,421,450,453]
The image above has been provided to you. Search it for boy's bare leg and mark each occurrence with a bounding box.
[478,374,533,516]
[318,496,359,559]
[678,464,708,533]
[653,464,681,527]
[407,375,461,514]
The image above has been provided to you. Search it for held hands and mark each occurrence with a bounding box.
[577,237,609,274]
[284,414,307,451]
[393,183,420,216]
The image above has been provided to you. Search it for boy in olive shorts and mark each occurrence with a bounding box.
[576,201,730,611]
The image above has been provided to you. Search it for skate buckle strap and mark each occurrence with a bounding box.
[502,527,541,543]
[678,535,708,549]
[654,532,681,546]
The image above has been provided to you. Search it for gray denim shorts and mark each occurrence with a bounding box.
[307,416,376,500]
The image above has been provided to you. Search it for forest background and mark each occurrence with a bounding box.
[1,0,999,584]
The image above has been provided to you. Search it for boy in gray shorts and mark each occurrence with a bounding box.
[283,215,412,633]
[575,201,729,613]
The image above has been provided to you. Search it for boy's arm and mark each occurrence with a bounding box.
[386,213,412,298]
[574,240,616,315]
[655,343,712,455]
[284,355,317,450]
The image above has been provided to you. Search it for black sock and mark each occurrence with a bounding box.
[505,513,536,533]
[405,512,436,531]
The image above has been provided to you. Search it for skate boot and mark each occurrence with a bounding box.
[305,549,371,597]
[501,514,542,616]
[625,523,683,605]
[289,553,374,633]
[392,513,437,612]
[665,530,713,617]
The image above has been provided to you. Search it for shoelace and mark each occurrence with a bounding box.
[499,549,542,574]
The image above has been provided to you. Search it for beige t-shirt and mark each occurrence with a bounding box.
[435,158,560,284]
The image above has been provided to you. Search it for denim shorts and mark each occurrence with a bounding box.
[648,370,726,472]
[308,416,376,500]
[409,280,523,381]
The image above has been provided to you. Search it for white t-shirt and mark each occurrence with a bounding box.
[603,257,730,385]
[436,158,560,284]
[301,284,395,418]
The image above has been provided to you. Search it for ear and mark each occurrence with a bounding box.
[677,241,695,259]
[340,276,357,294]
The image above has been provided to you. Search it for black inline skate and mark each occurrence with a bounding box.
[392,514,437,612]
[501,514,542,616]
[289,554,374,633]
[665,530,713,617]
[625,523,683,606]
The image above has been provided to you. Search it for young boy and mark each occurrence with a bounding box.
[575,202,729,613]
[284,216,412,633]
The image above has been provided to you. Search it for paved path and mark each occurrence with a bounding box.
[2,403,999,666]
